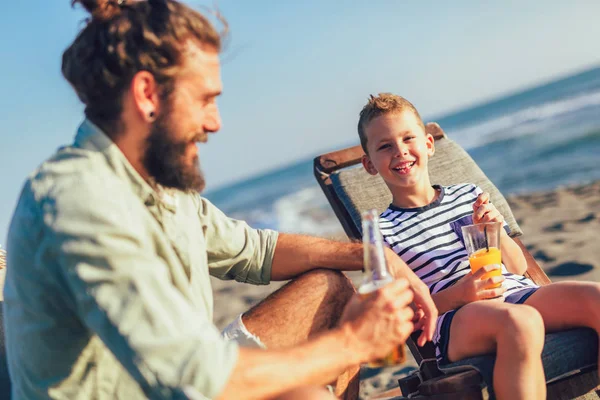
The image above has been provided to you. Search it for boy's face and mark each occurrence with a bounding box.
[361,110,435,190]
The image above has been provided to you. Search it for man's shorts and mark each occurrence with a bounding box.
[221,313,336,394]
[221,313,266,349]
[434,287,540,366]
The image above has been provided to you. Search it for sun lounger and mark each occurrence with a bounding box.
[313,122,600,399]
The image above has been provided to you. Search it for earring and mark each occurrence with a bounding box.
[149,111,155,119]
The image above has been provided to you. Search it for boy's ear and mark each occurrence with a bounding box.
[362,154,379,176]
[426,133,435,157]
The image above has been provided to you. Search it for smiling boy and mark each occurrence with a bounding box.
[358,93,600,400]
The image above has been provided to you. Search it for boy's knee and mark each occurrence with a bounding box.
[498,306,544,352]
[582,283,600,306]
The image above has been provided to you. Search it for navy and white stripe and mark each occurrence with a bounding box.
[380,184,537,296]
[380,184,538,362]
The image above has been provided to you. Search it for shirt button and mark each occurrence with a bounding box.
[145,196,156,207]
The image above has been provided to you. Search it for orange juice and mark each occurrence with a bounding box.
[358,280,407,367]
[468,247,502,288]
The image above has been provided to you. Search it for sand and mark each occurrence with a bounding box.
[210,180,600,399]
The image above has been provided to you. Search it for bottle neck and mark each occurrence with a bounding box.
[362,210,392,285]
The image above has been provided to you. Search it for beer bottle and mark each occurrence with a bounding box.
[359,209,406,367]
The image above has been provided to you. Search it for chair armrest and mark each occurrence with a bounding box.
[418,369,488,399]
[512,237,552,286]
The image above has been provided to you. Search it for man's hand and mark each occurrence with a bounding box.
[455,264,506,304]
[270,234,437,346]
[221,278,414,400]
[473,192,504,224]
[385,249,438,347]
[340,279,415,363]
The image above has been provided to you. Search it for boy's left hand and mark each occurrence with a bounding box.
[473,192,504,224]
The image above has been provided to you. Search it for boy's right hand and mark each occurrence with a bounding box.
[340,278,415,364]
[456,264,506,305]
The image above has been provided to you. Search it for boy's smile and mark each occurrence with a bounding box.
[392,160,416,175]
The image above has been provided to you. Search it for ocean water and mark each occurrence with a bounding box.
[205,66,600,236]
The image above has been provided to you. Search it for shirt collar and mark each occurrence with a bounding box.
[74,119,178,212]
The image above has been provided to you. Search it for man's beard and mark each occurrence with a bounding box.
[143,110,206,193]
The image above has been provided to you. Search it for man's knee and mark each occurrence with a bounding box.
[298,268,356,298]
[296,269,356,327]
[498,305,545,354]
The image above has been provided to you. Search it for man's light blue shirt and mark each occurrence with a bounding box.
[3,120,278,399]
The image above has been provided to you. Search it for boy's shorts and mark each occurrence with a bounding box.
[434,287,539,366]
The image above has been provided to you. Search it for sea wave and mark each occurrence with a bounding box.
[448,88,600,149]
[226,186,342,235]
[274,187,342,236]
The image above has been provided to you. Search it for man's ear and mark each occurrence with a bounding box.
[362,154,378,176]
[426,133,435,157]
[131,70,161,123]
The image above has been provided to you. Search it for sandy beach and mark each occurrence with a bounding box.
[211,180,600,399]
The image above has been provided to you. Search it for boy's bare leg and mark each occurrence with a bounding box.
[241,269,359,399]
[523,281,600,378]
[447,301,546,400]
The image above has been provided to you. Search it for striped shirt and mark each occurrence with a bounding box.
[379,184,537,297]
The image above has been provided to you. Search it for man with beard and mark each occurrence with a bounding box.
[3,1,437,399]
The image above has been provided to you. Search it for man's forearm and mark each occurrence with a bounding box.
[270,233,364,280]
[217,325,361,400]
[270,233,421,284]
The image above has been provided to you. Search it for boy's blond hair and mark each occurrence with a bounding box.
[357,93,425,154]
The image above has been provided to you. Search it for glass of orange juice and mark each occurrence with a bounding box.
[461,222,503,288]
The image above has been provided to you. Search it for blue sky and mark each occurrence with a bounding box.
[1,0,599,243]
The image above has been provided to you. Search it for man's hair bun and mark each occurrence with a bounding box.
[71,0,123,22]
